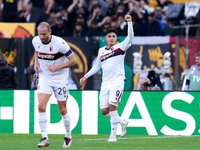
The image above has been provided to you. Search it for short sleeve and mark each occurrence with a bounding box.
[59,38,70,54]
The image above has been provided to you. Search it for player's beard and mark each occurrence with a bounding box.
[41,36,51,44]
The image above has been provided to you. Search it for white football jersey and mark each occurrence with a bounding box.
[85,22,134,85]
[32,35,72,85]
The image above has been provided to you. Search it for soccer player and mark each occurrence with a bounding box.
[32,22,77,148]
[80,15,134,142]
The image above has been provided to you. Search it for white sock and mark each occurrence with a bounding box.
[110,110,126,137]
[104,112,111,119]
[38,112,48,140]
[110,110,125,125]
[110,111,120,138]
[62,113,72,139]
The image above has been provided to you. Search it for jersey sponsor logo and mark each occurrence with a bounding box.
[100,48,125,62]
[37,52,64,60]
[100,51,114,61]
[190,75,200,82]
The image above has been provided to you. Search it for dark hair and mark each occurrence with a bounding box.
[195,52,200,57]
[91,4,101,13]
[148,12,155,17]
[105,28,117,36]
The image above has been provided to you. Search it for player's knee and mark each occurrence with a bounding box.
[38,104,46,112]
[101,109,109,115]
[109,103,118,111]
[59,108,67,116]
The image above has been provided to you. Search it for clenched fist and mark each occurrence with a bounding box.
[124,15,132,22]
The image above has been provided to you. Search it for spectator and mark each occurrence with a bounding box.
[47,12,56,27]
[87,20,104,36]
[96,0,109,16]
[185,52,200,91]
[44,0,55,15]
[139,77,160,91]
[141,12,161,36]
[26,63,38,90]
[17,0,47,28]
[31,0,55,15]
[162,5,168,24]
[155,5,166,21]
[0,0,21,22]
[54,0,73,12]
[97,16,112,32]
[155,5,166,34]
[67,0,82,14]
[51,11,71,36]
[87,4,104,28]
[105,0,116,17]
[126,0,143,22]
[110,17,118,29]
[131,12,142,36]
[73,21,88,37]
[139,77,153,90]
[116,13,127,36]
[156,0,173,8]
[114,2,126,17]
[0,52,18,89]
[87,0,98,15]
[67,0,88,31]
[76,13,86,25]
[96,0,116,17]
[140,0,155,15]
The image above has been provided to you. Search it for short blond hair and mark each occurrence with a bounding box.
[38,22,51,31]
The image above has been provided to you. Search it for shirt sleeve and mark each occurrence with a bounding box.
[32,37,37,50]
[85,55,102,78]
[59,38,71,54]
[119,21,134,51]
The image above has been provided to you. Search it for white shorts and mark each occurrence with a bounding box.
[37,78,68,101]
[99,82,124,109]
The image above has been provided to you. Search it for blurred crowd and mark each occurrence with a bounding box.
[0,0,200,37]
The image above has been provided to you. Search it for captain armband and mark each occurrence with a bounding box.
[65,50,72,57]
[186,79,190,85]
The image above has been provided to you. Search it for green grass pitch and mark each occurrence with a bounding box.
[0,134,199,150]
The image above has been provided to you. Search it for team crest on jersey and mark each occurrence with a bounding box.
[50,46,53,51]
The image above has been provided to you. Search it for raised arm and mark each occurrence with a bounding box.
[120,15,134,51]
